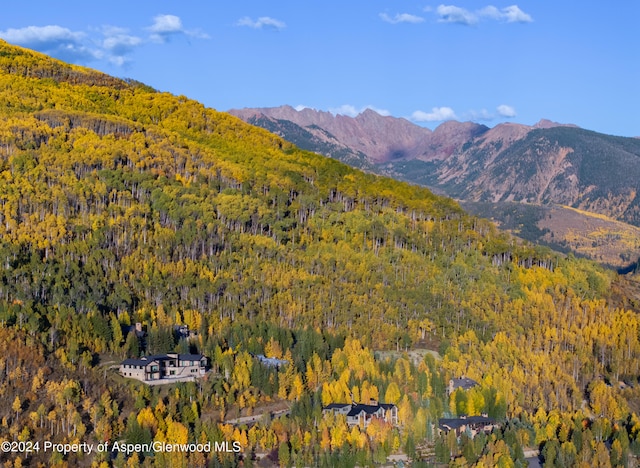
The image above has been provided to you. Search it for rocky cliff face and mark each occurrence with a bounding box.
[437,126,640,226]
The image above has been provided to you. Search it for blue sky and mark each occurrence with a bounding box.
[1,1,638,137]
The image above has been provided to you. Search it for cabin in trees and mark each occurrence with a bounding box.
[438,415,497,438]
[120,353,207,383]
[323,400,398,428]
[447,376,478,395]
[255,354,289,368]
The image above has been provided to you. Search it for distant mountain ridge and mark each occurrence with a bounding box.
[231,105,434,163]
[230,106,640,229]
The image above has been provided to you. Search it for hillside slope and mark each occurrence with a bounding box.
[435,126,640,226]
[0,40,474,340]
[233,107,640,228]
[463,201,640,269]
[234,106,640,266]
[2,40,640,466]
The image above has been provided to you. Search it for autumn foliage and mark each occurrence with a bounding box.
[0,39,639,466]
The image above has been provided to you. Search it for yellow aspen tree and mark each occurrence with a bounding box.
[264,337,283,359]
[384,382,401,405]
[12,396,21,421]
[321,382,333,406]
[397,395,413,427]
[290,374,304,401]
[330,418,348,450]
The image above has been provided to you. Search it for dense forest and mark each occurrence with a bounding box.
[0,39,639,467]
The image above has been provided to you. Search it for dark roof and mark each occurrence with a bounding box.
[323,402,397,416]
[177,353,206,361]
[147,353,204,361]
[323,403,351,410]
[121,357,160,366]
[438,416,494,431]
[347,404,384,417]
[121,353,204,366]
[450,377,478,391]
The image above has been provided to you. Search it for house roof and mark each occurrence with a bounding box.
[323,403,351,410]
[450,377,478,391]
[348,404,383,417]
[323,402,397,417]
[438,415,494,431]
[176,353,206,361]
[121,357,160,366]
[121,353,205,366]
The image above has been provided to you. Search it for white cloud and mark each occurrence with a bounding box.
[479,5,533,23]
[411,107,458,122]
[379,13,425,24]
[149,14,183,34]
[147,14,209,42]
[0,15,209,68]
[501,5,533,23]
[497,104,517,118]
[103,34,142,54]
[436,5,478,25]
[434,4,532,26]
[478,6,501,20]
[236,16,286,30]
[0,25,100,63]
[102,30,143,65]
[0,25,82,45]
[329,105,390,117]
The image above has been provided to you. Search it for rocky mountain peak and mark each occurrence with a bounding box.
[230,105,434,163]
[533,119,580,129]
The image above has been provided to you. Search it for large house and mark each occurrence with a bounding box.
[438,415,497,438]
[120,353,207,383]
[322,400,398,428]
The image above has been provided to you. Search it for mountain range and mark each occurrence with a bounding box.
[231,106,640,267]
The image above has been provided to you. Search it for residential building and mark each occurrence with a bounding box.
[447,376,478,395]
[120,353,207,382]
[438,415,497,438]
[322,400,398,428]
[255,354,289,368]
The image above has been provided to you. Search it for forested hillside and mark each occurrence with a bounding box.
[1,40,640,467]
[234,107,640,268]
